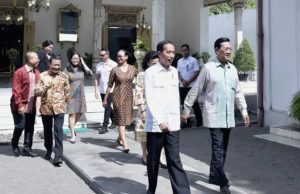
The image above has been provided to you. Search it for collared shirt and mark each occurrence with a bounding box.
[144,63,181,132]
[10,64,40,112]
[177,55,200,87]
[96,59,118,94]
[35,71,70,115]
[183,59,248,128]
[24,64,36,113]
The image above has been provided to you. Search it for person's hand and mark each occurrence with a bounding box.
[243,115,250,127]
[182,80,189,87]
[80,57,85,63]
[18,107,25,116]
[95,92,99,99]
[159,123,170,132]
[102,99,107,107]
[141,111,146,122]
[181,113,189,124]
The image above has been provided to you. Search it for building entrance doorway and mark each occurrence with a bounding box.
[0,24,24,73]
[108,27,136,62]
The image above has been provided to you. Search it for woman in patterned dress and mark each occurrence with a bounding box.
[134,51,159,164]
[103,49,138,153]
[65,51,92,143]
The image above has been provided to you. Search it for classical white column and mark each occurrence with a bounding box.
[152,0,165,49]
[233,0,244,51]
[93,0,102,68]
[199,4,209,55]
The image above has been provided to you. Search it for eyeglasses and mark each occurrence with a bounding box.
[117,55,125,58]
[100,53,107,57]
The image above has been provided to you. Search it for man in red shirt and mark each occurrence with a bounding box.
[10,52,40,157]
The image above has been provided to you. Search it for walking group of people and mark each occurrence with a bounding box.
[10,37,249,194]
[10,40,92,166]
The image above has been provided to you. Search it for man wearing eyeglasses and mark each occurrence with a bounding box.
[95,49,118,134]
[177,44,202,128]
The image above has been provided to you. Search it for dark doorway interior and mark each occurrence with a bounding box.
[0,24,24,72]
[108,27,136,62]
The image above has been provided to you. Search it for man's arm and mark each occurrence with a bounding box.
[234,77,250,127]
[12,71,25,115]
[95,73,100,99]
[182,66,207,119]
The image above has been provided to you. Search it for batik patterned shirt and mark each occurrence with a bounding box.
[35,71,70,115]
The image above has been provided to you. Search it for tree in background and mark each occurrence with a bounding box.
[233,38,256,76]
[209,0,256,16]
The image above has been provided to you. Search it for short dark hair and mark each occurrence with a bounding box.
[42,40,54,48]
[157,40,174,52]
[49,53,61,64]
[100,48,110,54]
[214,37,230,50]
[181,44,190,50]
[142,51,159,71]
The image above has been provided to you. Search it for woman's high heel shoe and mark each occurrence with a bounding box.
[117,138,123,146]
[123,149,130,153]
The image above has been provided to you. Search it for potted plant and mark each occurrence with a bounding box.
[291,91,300,123]
[233,39,256,81]
[200,51,211,64]
[7,48,19,74]
[133,38,149,71]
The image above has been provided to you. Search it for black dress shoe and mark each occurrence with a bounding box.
[99,127,108,134]
[142,158,147,166]
[220,184,231,194]
[108,123,116,129]
[53,157,63,167]
[23,149,39,157]
[12,147,21,157]
[159,162,167,169]
[44,151,52,160]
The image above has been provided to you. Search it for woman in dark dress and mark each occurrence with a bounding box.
[37,40,54,72]
[103,49,138,153]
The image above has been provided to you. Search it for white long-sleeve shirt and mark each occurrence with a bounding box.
[144,63,181,132]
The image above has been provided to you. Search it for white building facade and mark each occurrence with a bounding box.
[263,0,300,126]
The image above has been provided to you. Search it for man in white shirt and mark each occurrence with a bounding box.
[177,44,202,127]
[95,49,117,134]
[144,40,190,194]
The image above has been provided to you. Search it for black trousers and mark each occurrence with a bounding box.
[100,93,114,127]
[147,131,190,194]
[179,87,202,126]
[208,128,231,186]
[41,114,64,158]
[11,108,35,151]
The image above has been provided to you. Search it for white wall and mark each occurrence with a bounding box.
[28,0,152,67]
[264,0,300,126]
[28,0,94,66]
[165,0,205,54]
[208,9,257,61]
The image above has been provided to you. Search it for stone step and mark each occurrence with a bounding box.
[270,124,300,141]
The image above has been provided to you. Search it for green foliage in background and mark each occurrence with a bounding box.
[200,51,211,64]
[209,0,256,16]
[291,91,300,123]
[233,39,256,72]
